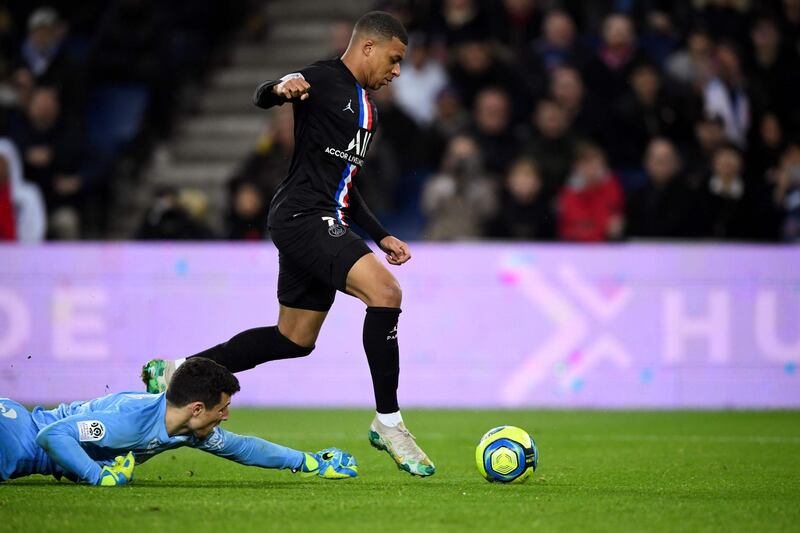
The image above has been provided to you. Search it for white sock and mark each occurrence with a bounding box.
[377,411,403,427]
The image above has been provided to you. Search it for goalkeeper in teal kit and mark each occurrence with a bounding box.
[0,358,357,486]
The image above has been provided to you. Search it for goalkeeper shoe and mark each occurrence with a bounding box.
[368,417,436,477]
[98,452,135,486]
[141,359,176,393]
[296,448,358,479]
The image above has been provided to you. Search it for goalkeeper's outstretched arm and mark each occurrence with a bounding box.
[193,427,305,470]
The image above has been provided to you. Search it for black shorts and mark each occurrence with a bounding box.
[270,214,372,312]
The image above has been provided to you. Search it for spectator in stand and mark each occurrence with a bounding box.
[469,86,519,179]
[13,7,84,118]
[583,13,648,105]
[226,177,267,241]
[781,0,800,55]
[392,33,449,128]
[770,143,800,241]
[432,0,488,46]
[747,17,800,137]
[229,105,294,206]
[666,28,715,91]
[0,155,14,240]
[487,157,554,240]
[703,41,750,148]
[747,112,786,181]
[609,61,696,178]
[0,139,46,242]
[700,143,753,239]
[627,138,698,238]
[522,99,580,200]
[526,10,588,101]
[137,186,215,240]
[557,143,624,242]
[492,0,543,59]
[548,65,601,143]
[426,86,470,166]
[421,134,497,240]
[637,9,682,67]
[447,37,522,114]
[432,86,470,139]
[685,114,727,187]
[532,10,588,72]
[8,85,84,237]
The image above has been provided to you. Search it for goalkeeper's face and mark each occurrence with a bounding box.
[189,393,231,439]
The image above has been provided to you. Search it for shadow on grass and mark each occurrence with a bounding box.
[2,478,454,490]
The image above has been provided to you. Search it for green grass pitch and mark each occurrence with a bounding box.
[2,409,799,532]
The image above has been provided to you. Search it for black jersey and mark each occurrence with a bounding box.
[254,59,389,243]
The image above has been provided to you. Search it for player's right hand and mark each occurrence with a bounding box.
[274,78,311,101]
[97,451,135,486]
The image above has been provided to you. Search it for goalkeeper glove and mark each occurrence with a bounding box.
[296,448,358,479]
[97,451,135,486]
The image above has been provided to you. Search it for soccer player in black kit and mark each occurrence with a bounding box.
[142,12,435,477]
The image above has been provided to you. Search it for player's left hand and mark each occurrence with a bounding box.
[97,451,135,486]
[379,236,411,266]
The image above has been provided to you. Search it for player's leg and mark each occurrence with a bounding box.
[181,304,324,372]
[344,253,436,477]
[142,224,339,391]
[345,252,402,414]
[142,319,317,391]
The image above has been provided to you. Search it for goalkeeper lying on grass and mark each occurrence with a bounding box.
[0,357,357,486]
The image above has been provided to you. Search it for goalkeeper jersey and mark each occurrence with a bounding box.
[1,392,303,484]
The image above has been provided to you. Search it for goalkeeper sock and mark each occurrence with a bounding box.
[188,326,313,373]
[363,307,401,414]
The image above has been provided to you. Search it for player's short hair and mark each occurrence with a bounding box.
[353,11,408,45]
[166,357,241,409]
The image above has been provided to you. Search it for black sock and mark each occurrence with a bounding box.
[363,307,401,414]
[188,326,313,373]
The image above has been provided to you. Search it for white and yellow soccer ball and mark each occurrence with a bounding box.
[475,425,539,483]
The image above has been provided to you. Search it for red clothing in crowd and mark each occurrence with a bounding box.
[557,173,624,241]
[0,181,16,240]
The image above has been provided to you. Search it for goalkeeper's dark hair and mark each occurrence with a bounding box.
[166,357,240,409]
[353,11,408,45]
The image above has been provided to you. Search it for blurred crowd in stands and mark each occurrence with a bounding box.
[2,0,800,243]
[0,0,245,240]
[386,0,800,242]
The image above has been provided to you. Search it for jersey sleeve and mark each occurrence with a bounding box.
[253,64,325,109]
[348,183,391,243]
[35,412,138,485]
[192,427,305,471]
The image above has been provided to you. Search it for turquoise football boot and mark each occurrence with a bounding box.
[368,417,435,477]
[141,359,175,393]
